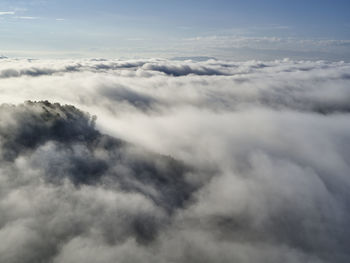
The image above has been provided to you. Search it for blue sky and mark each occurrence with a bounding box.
[0,0,349,60]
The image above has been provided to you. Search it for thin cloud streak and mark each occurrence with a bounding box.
[15,16,40,20]
[0,11,15,15]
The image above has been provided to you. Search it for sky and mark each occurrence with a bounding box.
[0,0,350,60]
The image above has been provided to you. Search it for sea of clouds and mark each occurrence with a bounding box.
[0,57,350,263]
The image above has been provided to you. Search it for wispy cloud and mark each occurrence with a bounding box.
[15,16,40,20]
[0,11,15,15]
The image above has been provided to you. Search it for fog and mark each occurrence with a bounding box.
[0,57,349,263]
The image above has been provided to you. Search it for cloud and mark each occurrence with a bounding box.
[15,16,40,20]
[179,36,350,61]
[141,61,230,76]
[0,58,349,263]
[0,100,196,262]
[0,11,15,15]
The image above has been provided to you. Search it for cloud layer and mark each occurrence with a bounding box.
[0,58,350,263]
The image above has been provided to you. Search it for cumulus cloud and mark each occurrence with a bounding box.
[0,58,349,263]
[0,101,195,262]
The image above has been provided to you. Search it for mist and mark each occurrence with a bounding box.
[0,57,350,263]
